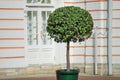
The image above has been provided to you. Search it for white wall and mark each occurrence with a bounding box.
[0,0,27,68]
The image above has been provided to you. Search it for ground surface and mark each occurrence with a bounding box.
[1,76,120,80]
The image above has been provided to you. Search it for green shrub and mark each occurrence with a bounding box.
[47,6,93,43]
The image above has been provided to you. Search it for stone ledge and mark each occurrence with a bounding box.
[0,64,120,77]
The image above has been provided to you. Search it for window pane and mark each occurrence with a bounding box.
[27,0,32,3]
[27,0,51,4]
[41,11,52,45]
[41,11,46,21]
[47,0,51,3]
[27,11,38,45]
[27,11,32,45]
[47,11,51,17]
[41,0,45,3]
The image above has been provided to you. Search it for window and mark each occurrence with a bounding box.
[26,0,54,46]
[26,0,55,64]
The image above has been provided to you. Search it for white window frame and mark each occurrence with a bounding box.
[25,0,55,64]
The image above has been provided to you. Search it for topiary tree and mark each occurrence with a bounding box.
[47,6,93,71]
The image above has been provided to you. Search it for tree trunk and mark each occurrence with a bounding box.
[66,41,70,70]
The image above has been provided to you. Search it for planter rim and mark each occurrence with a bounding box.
[56,69,79,75]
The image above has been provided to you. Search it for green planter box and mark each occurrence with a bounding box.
[56,69,79,80]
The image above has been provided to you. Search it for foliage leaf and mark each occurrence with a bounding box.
[47,6,93,43]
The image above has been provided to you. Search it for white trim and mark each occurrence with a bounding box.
[26,4,54,7]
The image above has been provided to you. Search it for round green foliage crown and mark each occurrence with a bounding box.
[47,6,93,43]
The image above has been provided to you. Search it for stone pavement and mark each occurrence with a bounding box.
[0,75,120,80]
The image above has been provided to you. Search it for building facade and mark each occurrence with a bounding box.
[0,0,120,77]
